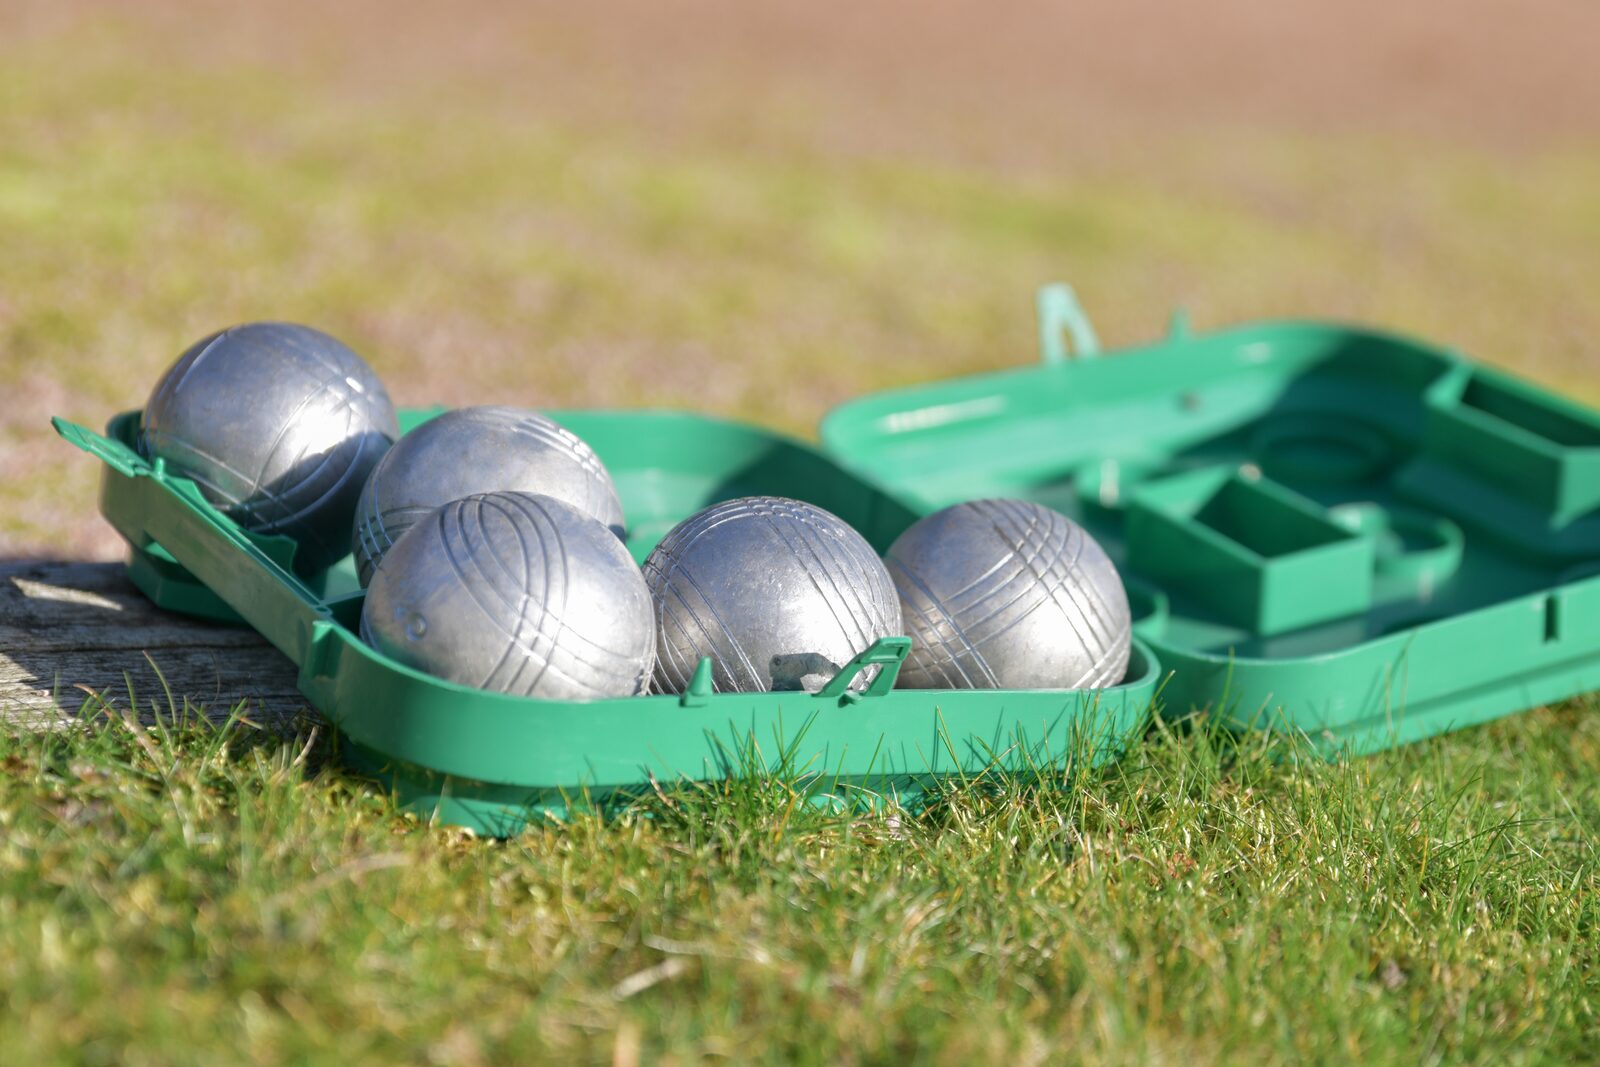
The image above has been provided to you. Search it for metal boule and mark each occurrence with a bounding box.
[352,405,625,587]
[885,498,1131,690]
[140,321,399,574]
[360,491,654,700]
[643,496,902,694]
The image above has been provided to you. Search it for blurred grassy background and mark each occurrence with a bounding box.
[4,0,1600,557]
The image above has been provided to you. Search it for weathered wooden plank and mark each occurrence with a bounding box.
[0,560,308,729]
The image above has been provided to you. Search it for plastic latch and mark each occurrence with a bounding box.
[1036,283,1101,365]
[679,657,715,708]
[817,636,913,704]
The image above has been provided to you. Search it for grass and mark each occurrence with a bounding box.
[4,5,1600,1063]
[1,692,1595,1065]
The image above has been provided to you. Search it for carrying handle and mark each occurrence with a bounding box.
[54,415,309,583]
[52,416,142,477]
[52,415,331,649]
[817,636,912,703]
[1036,283,1101,365]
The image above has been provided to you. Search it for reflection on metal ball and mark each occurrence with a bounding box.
[352,405,625,587]
[643,496,902,694]
[360,492,654,699]
[886,499,1131,690]
[140,321,399,574]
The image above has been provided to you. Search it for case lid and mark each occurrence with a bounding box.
[819,284,1600,751]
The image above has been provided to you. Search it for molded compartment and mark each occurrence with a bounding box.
[1327,502,1463,595]
[1251,413,1395,486]
[1127,467,1373,634]
[1422,367,1600,523]
[57,407,1161,834]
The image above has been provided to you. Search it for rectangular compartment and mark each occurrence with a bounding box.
[1421,368,1600,523]
[1125,467,1374,635]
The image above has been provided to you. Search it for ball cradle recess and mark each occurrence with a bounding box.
[360,492,655,700]
[140,321,399,574]
[352,405,627,587]
[885,499,1132,690]
[643,496,903,694]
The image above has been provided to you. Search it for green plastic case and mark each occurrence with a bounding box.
[53,408,1160,834]
[820,285,1600,753]
[55,284,1600,829]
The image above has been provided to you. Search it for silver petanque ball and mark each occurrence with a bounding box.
[352,405,625,587]
[886,499,1131,690]
[643,496,902,694]
[141,321,399,574]
[360,492,654,699]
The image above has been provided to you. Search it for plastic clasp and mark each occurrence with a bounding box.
[1036,283,1101,365]
[817,636,912,704]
